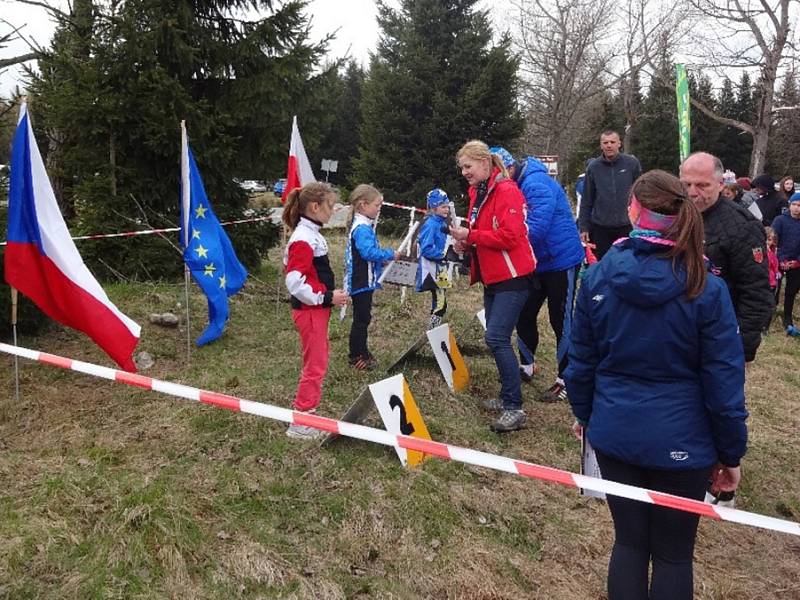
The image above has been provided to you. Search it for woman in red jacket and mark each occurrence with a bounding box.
[451,140,537,432]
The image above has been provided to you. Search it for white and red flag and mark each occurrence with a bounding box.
[4,103,141,371]
[281,115,316,203]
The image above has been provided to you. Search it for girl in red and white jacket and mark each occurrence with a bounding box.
[283,182,349,439]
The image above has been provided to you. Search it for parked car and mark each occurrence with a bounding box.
[273,178,287,196]
[238,179,267,193]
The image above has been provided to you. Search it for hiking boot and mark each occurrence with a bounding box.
[539,380,567,403]
[490,409,527,433]
[286,423,326,440]
[349,355,377,371]
[786,325,800,338]
[481,397,504,412]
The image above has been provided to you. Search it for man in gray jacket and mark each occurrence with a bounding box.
[578,130,642,259]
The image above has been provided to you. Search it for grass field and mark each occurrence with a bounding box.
[1,229,799,599]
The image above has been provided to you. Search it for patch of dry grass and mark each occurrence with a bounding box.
[1,230,798,598]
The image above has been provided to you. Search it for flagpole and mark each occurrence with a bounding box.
[10,287,20,402]
[180,120,192,363]
[184,265,191,362]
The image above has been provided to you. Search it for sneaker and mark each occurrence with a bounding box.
[539,380,567,403]
[286,423,326,440]
[349,355,377,371]
[519,363,540,383]
[786,325,800,337]
[490,410,527,433]
[428,314,443,330]
[481,397,504,412]
[704,490,735,508]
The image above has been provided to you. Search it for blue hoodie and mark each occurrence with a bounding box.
[514,157,584,272]
[565,237,748,470]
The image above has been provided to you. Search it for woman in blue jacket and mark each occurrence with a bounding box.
[565,170,748,600]
[493,149,584,402]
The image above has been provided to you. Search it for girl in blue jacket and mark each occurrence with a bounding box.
[415,188,451,329]
[565,170,747,600]
[344,184,398,370]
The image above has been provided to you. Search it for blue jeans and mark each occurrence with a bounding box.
[484,287,530,410]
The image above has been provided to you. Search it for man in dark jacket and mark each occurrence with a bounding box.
[578,130,642,259]
[680,152,774,362]
[751,174,789,227]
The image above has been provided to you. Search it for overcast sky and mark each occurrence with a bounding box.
[1,1,502,96]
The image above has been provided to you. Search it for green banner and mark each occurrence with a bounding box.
[675,64,691,162]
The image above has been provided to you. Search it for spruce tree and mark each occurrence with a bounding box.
[766,69,800,178]
[353,0,523,206]
[28,0,324,279]
[634,60,678,172]
[732,72,755,175]
[314,60,366,187]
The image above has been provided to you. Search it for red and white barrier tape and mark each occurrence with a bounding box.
[0,215,272,246]
[2,341,798,538]
[381,200,427,215]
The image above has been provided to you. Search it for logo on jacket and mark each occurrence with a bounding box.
[752,247,764,263]
[669,451,689,461]
[592,294,604,302]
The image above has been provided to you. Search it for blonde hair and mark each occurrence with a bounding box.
[456,140,508,179]
[347,183,382,227]
[282,182,337,230]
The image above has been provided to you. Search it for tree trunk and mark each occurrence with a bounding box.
[109,130,117,198]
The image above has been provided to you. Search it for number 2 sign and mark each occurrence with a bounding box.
[369,375,433,467]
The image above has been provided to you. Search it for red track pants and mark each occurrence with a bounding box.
[291,307,331,412]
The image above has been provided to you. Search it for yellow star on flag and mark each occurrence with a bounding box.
[219,275,227,289]
[194,205,208,219]
[203,263,216,277]
[195,244,208,258]
[192,228,201,240]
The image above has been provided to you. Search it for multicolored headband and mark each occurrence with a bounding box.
[629,195,677,233]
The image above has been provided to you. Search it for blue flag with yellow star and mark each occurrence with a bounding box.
[180,125,248,346]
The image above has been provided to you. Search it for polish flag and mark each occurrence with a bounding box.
[281,115,316,203]
[4,103,141,371]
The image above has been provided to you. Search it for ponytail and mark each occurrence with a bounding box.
[281,182,337,231]
[282,188,303,229]
[665,199,706,299]
[630,170,706,299]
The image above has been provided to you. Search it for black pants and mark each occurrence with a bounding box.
[595,451,712,600]
[516,268,577,377]
[783,269,800,328]
[591,224,633,260]
[349,291,373,360]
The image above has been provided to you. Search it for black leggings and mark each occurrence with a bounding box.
[349,291,373,360]
[783,269,800,328]
[516,268,577,377]
[595,451,712,600]
[590,224,633,260]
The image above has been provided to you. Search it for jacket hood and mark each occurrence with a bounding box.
[516,156,548,183]
[600,238,686,308]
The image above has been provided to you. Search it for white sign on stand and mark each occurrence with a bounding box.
[369,374,432,467]
[425,323,469,391]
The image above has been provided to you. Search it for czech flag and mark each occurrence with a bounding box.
[281,115,316,203]
[4,103,141,371]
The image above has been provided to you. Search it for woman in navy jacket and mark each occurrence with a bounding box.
[565,170,747,600]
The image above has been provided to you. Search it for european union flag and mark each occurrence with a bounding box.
[180,126,248,346]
